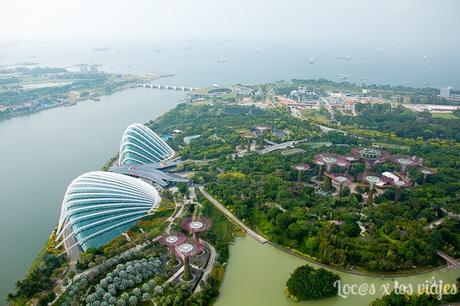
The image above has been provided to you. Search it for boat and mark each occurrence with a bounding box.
[92,47,110,52]
[64,101,76,107]
[335,56,351,60]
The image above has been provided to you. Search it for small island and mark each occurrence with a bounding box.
[285,265,340,301]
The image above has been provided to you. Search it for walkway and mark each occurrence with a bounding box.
[194,241,217,293]
[198,187,267,244]
[437,251,460,269]
[165,266,185,284]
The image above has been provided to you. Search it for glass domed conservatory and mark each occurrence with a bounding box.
[56,171,161,253]
[118,123,175,166]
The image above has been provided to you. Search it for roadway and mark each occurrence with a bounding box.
[198,187,267,244]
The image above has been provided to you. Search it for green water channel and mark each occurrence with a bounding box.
[216,236,459,306]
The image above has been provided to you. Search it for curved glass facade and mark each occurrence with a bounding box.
[56,171,161,252]
[119,123,175,166]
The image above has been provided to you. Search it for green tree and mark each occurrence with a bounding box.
[285,265,340,301]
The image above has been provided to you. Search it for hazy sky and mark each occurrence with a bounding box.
[1,0,459,47]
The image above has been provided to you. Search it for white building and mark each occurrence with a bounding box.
[440,87,451,98]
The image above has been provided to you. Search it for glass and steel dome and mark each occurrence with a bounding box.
[119,123,175,166]
[56,171,161,252]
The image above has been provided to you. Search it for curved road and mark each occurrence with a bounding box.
[198,187,267,244]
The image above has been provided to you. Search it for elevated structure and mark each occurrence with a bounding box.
[327,173,353,196]
[314,154,350,192]
[119,123,175,166]
[420,168,436,184]
[365,175,381,205]
[110,162,188,187]
[176,241,204,281]
[56,171,161,255]
[244,134,255,153]
[393,180,407,202]
[259,138,307,155]
[352,147,391,176]
[236,129,251,152]
[292,164,310,182]
[159,232,187,264]
[181,217,212,241]
[437,251,460,269]
[313,153,350,174]
[391,155,423,176]
[344,155,359,173]
[254,125,270,149]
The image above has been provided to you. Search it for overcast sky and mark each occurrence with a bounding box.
[0,0,459,48]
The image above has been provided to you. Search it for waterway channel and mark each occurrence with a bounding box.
[216,236,459,306]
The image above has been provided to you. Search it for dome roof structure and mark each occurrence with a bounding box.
[56,171,161,252]
[119,123,175,166]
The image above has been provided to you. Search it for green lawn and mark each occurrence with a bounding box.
[431,112,459,120]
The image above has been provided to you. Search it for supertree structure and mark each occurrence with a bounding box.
[292,164,310,182]
[391,155,423,176]
[327,173,353,196]
[159,232,187,265]
[254,125,270,149]
[314,153,350,175]
[344,154,359,173]
[181,217,212,241]
[419,167,436,184]
[244,133,255,153]
[314,153,350,191]
[175,241,204,281]
[365,175,381,205]
[392,178,412,202]
[352,147,391,177]
[236,129,251,151]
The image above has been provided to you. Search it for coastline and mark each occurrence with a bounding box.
[0,81,136,122]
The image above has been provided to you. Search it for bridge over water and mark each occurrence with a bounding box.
[135,83,198,91]
[437,251,460,269]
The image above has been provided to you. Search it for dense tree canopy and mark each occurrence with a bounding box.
[285,265,340,301]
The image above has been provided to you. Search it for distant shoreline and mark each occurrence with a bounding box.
[0,82,135,122]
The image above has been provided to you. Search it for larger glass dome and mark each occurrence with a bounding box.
[118,123,175,165]
[56,171,161,252]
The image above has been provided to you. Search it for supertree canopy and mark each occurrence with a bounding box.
[345,155,359,163]
[365,175,381,205]
[181,217,212,240]
[391,177,412,202]
[391,155,423,175]
[352,147,392,176]
[175,241,204,281]
[292,163,311,181]
[420,167,436,184]
[175,241,204,258]
[159,232,187,264]
[328,173,353,184]
[254,125,270,148]
[313,153,350,173]
[327,173,353,196]
[159,232,187,248]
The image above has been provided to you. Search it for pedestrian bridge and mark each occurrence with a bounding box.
[437,251,460,269]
